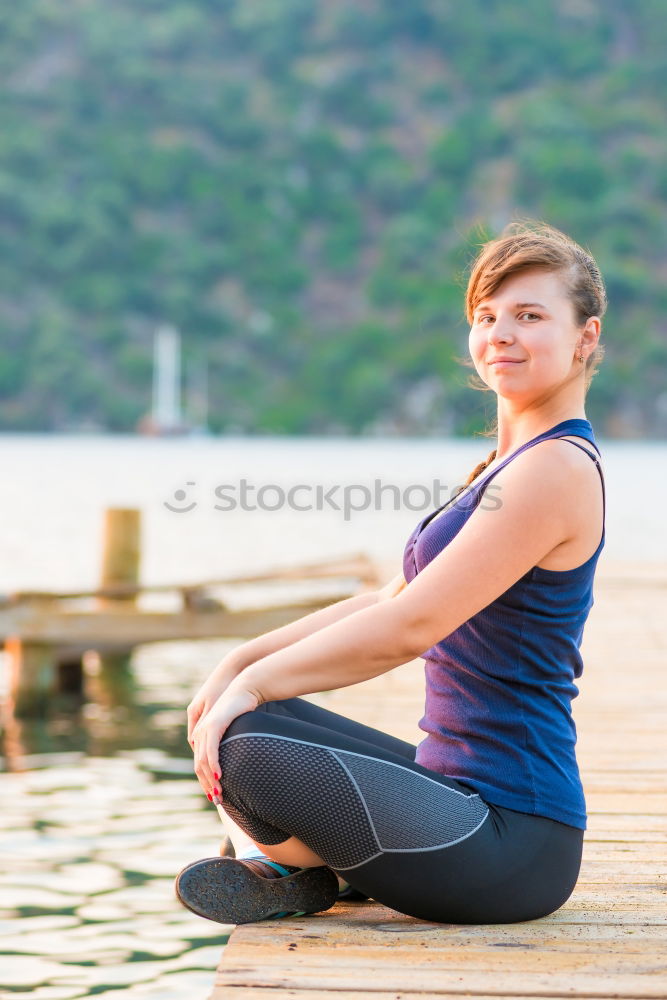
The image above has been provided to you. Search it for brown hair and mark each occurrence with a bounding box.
[455,220,607,495]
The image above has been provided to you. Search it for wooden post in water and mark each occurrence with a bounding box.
[6,634,57,716]
[6,509,143,716]
[93,508,142,705]
[99,508,141,604]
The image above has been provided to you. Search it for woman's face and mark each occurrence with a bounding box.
[468,268,593,402]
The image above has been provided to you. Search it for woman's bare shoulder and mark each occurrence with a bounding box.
[492,434,599,500]
[533,435,604,487]
[469,439,584,544]
[488,435,603,559]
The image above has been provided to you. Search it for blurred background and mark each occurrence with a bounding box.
[1,2,666,997]
[1,0,667,437]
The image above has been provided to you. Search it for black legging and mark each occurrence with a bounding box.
[217,696,584,924]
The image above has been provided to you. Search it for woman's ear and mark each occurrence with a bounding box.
[581,316,601,354]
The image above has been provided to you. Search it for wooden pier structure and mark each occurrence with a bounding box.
[211,558,667,1000]
[1,508,379,716]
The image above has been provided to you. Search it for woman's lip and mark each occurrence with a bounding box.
[489,360,524,366]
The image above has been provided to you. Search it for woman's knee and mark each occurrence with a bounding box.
[217,715,281,797]
[221,700,285,742]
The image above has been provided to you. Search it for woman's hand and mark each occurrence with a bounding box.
[186,659,241,749]
[190,685,260,803]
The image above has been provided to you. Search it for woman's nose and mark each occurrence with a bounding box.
[488,318,516,343]
[488,313,516,344]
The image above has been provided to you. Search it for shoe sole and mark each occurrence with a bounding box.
[218,840,370,903]
[174,857,339,924]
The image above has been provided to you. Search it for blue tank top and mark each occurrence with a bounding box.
[402,418,606,830]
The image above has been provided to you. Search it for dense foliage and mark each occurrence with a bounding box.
[1,0,666,436]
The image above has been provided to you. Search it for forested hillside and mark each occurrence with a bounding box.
[1,0,666,435]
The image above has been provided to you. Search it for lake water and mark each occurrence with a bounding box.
[1,432,666,998]
[3,431,666,593]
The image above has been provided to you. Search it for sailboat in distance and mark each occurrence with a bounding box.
[137,326,208,436]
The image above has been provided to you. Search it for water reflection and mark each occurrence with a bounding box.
[0,639,238,999]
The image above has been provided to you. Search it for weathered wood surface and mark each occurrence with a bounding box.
[0,553,379,649]
[1,597,357,650]
[0,553,379,605]
[212,557,667,999]
[99,507,141,606]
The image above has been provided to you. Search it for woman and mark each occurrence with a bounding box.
[176,221,607,925]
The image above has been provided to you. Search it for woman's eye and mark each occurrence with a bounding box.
[475,311,541,324]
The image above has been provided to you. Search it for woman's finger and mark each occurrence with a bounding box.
[197,736,213,799]
[196,716,222,796]
[191,724,207,785]
[190,721,200,752]
[193,736,213,800]
[206,729,222,799]
[203,708,228,796]
[187,703,203,745]
[192,689,258,803]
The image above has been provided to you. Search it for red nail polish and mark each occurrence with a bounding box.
[207,793,212,801]
[215,772,220,781]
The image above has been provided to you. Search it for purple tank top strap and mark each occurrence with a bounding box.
[479,419,600,480]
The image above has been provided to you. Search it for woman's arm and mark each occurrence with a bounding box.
[193,444,579,793]
[224,570,406,677]
[186,571,406,742]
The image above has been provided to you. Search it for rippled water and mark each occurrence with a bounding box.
[1,432,666,998]
[0,638,240,999]
[0,755,230,998]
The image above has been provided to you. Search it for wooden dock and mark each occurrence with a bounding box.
[211,558,667,999]
[0,508,379,715]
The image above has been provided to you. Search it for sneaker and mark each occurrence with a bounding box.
[218,838,369,902]
[174,856,339,924]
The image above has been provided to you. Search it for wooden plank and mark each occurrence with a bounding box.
[581,845,667,859]
[0,597,344,647]
[208,993,630,1000]
[544,910,667,924]
[215,959,667,996]
[7,553,378,602]
[585,814,667,832]
[576,861,667,879]
[580,774,667,792]
[218,918,667,944]
[583,795,667,813]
